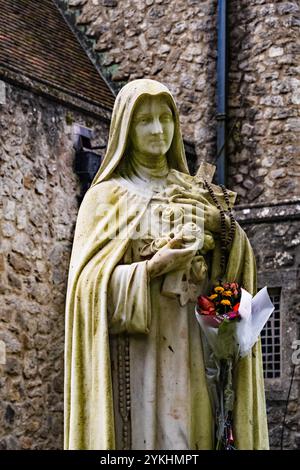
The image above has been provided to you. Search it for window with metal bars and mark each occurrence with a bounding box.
[260,287,281,379]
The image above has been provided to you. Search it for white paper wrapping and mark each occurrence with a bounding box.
[236,286,275,357]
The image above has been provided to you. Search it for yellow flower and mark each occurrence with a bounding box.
[221,299,231,306]
[223,290,233,297]
[209,294,218,300]
[214,286,224,293]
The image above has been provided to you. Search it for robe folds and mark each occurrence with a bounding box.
[64,171,269,450]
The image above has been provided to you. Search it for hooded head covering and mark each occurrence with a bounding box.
[91,79,189,186]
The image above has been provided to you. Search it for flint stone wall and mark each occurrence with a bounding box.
[0,81,109,449]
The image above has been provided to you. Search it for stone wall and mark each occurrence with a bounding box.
[65,0,300,205]
[228,0,300,203]
[0,82,109,449]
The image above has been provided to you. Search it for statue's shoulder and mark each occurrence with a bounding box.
[82,179,125,206]
[167,169,194,188]
[168,162,216,187]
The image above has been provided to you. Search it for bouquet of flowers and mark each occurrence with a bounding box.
[195,282,274,450]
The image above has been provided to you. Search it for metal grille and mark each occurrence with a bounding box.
[261,287,281,379]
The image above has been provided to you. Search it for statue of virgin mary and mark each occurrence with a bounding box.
[64,79,269,450]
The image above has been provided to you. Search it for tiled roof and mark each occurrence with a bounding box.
[0,0,115,110]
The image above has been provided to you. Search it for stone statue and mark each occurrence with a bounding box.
[64,79,269,450]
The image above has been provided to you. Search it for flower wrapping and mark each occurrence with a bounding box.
[236,286,275,357]
[196,286,275,360]
[195,283,275,449]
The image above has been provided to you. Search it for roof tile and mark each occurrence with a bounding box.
[0,0,115,110]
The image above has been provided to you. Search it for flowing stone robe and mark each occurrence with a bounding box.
[64,169,269,450]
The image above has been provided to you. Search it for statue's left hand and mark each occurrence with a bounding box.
[203,205,230,233]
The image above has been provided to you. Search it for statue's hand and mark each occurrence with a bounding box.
[203,205,230,233]
[201,231,215,254]
[147,235,196,279]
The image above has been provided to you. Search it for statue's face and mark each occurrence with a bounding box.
[129,95,175,158]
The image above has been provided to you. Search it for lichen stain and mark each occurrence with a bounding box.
[180,328,187,339]
[168,409,180,420]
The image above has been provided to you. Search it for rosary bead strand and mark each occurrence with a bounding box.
[124,335,131,449]
[117,336,131,450]
[203,180,237,278]
[220,185,236,249]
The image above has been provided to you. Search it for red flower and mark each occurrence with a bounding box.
[233,302,240,312]
[197,296,216,316]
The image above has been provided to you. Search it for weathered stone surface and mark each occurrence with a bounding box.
[226,0,300,205]
[5,358,21,376]
[7,254,31,274]
[270,169,287,179]
[268,46,284,58]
